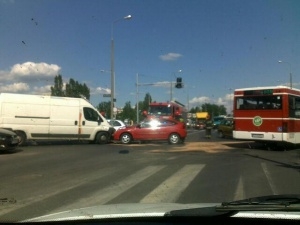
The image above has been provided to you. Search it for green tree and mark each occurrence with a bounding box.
[51,75,90,100]
[143,93,152,110]
[118,101,135,121]
[201,103,227,117]
[50,75,64,96]
[96,101,111,119]
[189,104,227,117]
[133,93,152,122]
[189,106,201,113]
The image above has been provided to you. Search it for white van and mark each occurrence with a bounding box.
[0,93,115,145]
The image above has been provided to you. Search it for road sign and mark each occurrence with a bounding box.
[103,94,111,97]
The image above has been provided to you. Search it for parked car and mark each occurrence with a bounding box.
[0,128,19,150]
[217,118,234,138]
[212,116,225,129]
[107,119,126,131]
[113,118,187,144]
[194,121,206,130]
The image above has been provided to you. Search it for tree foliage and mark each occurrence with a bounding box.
[50,74,64,97]
[51,75,90,100]
[96,101,111,119]
[118,101,136,121]
[189,103,227,117]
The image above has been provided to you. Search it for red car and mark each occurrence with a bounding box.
[113,118,187,144]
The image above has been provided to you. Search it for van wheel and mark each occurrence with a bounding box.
[95,132,108,144]
[15,130,27,146]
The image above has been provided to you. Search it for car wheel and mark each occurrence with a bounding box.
[95,132,108,144]
[168,133,180,144]
[218,131,224,138]
[15,130,27,146]
[120,133,132,144]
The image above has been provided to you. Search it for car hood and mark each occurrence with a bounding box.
[23,202,300,222]
[24,203,218,222]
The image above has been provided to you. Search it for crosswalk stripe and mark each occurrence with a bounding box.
[140,164,205,203]
[56,165,165,211]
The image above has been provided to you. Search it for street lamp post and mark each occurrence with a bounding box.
[110,15,132,119]
[278,60,292,89]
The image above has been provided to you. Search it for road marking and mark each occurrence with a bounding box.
[261,163,278,195]
[0,166,121,216]
[166,156,178,160]
[233,176,245,200]
[57,165,165,210]
[140,164,205,203]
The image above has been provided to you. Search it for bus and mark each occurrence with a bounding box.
[233,85,300,148]
[143,101,187,122]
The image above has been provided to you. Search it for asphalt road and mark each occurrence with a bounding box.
[0,129,299,221]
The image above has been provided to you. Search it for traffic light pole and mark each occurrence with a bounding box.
[170,81,175,102]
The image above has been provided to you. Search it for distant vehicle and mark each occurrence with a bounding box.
[113,118,187,144]
[194,121,205,130]
[195,112,209,129]
[144,101,187,122]
[0,128,19,150]
[218,118,234,138]
[107,119,126,131]
[212,116,225,128]
[0,93,115,145]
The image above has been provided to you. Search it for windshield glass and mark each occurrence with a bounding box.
[0,0,299,222]
[149,105,172,116]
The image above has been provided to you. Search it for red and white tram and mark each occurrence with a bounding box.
[233,86,300,147]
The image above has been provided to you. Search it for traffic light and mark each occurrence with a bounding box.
[175,77,183,88]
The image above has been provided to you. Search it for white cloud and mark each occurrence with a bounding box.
[159,53,182,61]
[0,61,61,95]
[32,85,52,95]
[189,96,210,105]
[0,82,30,92]
[93,87,111,94]
[9,62,61,81]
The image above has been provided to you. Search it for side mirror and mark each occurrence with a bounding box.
[137,124,141,128]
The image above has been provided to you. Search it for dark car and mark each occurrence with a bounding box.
[194,121,206,130]
[212,116,225,129]
[217,118,234,138]
[113,118,187,144]
[0,128,19,150]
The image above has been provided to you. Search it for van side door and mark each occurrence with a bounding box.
[80,107,103,139]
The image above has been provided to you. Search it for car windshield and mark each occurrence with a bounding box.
[0,0,299,223]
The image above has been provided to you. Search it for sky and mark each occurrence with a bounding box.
[0,0,299,114]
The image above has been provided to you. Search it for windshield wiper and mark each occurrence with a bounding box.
[216,195,300,212]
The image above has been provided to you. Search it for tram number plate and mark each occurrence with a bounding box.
[252,133,264,138]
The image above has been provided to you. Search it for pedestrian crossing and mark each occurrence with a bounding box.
[140,165,205,203]
[1,160,299,219]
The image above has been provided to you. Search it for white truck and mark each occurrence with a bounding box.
[0,93,115,145]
